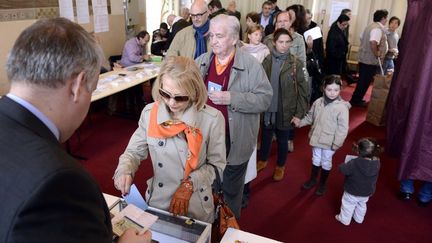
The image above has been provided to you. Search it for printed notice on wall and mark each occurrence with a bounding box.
[58,0,74,21]
[329,1,351,26]
[92,0,109,33]
[76,0,90,24]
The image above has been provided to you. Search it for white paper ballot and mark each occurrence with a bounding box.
[123,184,148,210]
[344,155,358,163]
[303,26,322,41]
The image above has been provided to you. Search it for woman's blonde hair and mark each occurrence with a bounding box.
[152,56,208,110]
[245,24,264,43]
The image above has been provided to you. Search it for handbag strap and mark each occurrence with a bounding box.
[378,57,384,75]
[208,163,223,194]
[292,56,298,95]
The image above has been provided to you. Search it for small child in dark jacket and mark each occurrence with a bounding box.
[335,137,382,225]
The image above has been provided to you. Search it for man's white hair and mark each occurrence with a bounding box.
[210,14,240,41]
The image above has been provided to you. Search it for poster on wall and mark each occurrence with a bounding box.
[58,0,74,21]
[76,0,90,24]
[329,1,351,26]
[92,0,109,33]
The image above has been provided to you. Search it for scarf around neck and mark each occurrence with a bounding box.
[148,102,203,180]
[193,20,210,58]
[264,48,290,126]
[269,48,289,111]
[241,42,268,55]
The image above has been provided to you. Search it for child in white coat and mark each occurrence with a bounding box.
[336,138,381,225]
[292,75,351,195]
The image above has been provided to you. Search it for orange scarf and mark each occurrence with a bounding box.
[215,51,235,75]
[148,102,203,180]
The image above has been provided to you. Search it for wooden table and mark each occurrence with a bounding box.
[91,62,160,102]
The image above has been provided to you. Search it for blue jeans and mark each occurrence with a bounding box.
[259,126,290,167]
[383,57,394,74]
[400,179,432,203]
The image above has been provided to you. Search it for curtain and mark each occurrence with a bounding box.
[386,0,432,181]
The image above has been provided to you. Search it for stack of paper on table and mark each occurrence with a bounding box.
[103,193,121,210]
[111,204,158,236]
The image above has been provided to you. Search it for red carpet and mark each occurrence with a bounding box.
[71,84,432,243]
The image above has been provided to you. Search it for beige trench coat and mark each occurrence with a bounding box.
[114,102,226,223]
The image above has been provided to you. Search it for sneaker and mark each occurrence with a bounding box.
[398,191,412,201]
[417,199,431,208]
[273,166,285,181]
[288,140,294,152]
[256,160,268,172]
[335,214,350,226]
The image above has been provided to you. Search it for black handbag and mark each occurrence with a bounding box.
[306,51,322,76]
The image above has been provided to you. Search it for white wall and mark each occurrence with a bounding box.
[220,0,406,47]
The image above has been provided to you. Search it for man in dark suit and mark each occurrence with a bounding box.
[166,14,191,50]
[0,18,151,243]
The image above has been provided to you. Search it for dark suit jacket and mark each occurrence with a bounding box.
[0,96,112,243]
[166,18,191,50]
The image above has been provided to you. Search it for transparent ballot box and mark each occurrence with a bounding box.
[109,199,211,243]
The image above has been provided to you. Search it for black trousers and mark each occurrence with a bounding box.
[351,62,378,103]
[222,161,248,219]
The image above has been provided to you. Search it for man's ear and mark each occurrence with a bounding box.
[71,72,86,103]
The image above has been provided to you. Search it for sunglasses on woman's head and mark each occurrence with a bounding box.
[159,88,189,102]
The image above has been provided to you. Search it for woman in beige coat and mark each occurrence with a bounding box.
[113,56,226,223]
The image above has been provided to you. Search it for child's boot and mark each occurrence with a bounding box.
[316,169,330,196]
[303,165,320,189]
[273,166,285,181]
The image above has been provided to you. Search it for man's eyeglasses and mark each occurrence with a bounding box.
[190,11,207,19]
[159,88,189,102]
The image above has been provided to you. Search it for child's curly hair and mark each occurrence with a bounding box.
[352,137,384,159]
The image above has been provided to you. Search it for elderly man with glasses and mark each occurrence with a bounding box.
[166,0,211,59]
[195,14,273,219]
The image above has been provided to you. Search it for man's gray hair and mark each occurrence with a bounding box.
[210,14,240,41]
[6,17,104,90]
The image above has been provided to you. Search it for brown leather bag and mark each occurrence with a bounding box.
[209,164,240,242]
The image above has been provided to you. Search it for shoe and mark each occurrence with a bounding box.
[256,160,268,172]
[303,179,317,190]
[288,140,294,152]
[345,75,356,86]
[303,165,320,190]
[273,166,285,181]
[350,100,368,107]
[417,199,430,207]
[315,169,330,196]
[315,184,326,196]
[335,214,350,226]
[398,192,412,201]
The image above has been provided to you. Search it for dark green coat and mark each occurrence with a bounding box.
[262,53,310,128]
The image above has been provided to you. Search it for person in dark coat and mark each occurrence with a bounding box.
[336,138,381,226]
[303,9,325,103]
[151,22,169,56]
[0,17,151,243]
[165,14,191,50]
[326,14,350,75]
